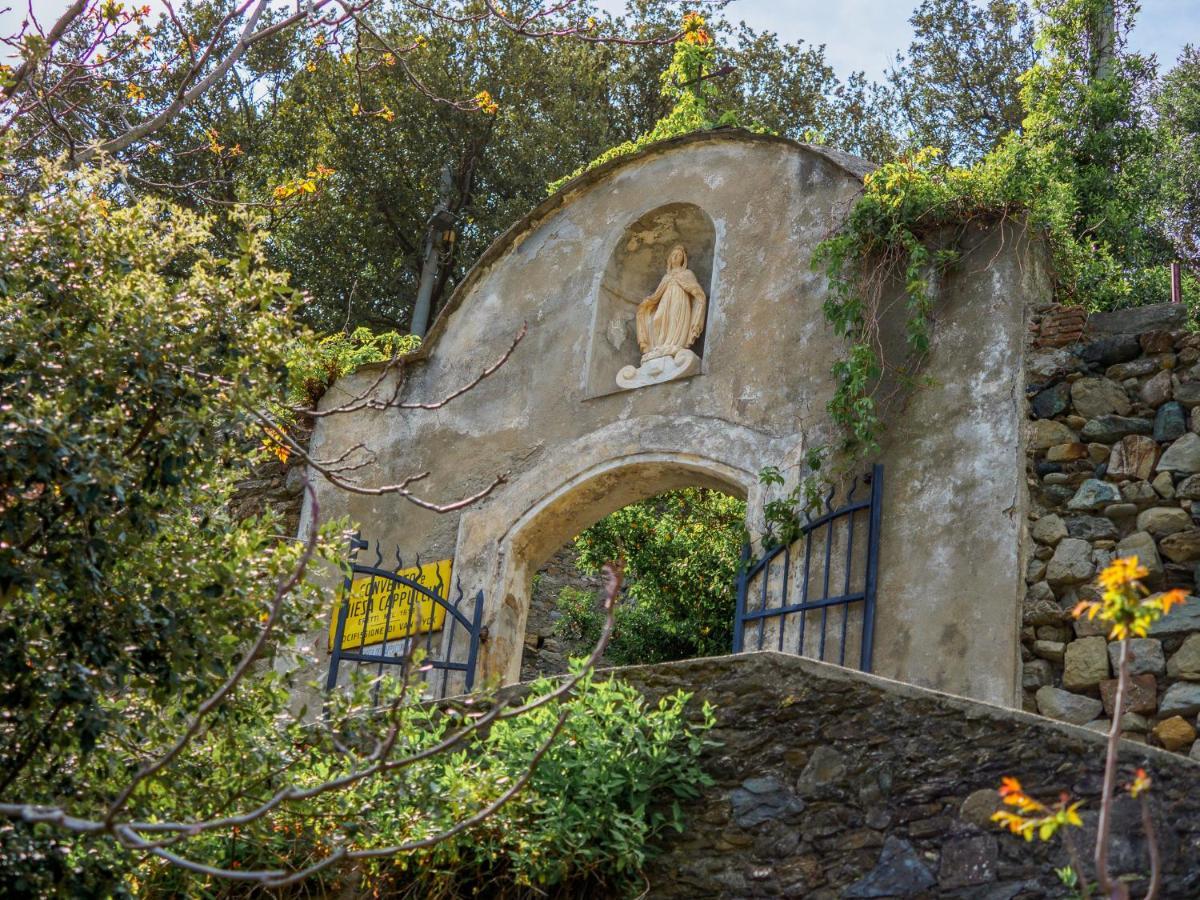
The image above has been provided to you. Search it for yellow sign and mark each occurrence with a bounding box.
[329,559,451,651]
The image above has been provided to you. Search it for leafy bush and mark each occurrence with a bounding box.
[0,155,342,895]
[287,326,420,406]
[138,669,715,899]
[560,489,747,666]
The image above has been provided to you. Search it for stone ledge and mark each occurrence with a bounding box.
[573,652,1200,899]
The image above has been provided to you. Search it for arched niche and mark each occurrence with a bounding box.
[584,202,717,397]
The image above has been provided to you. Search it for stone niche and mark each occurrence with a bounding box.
[584,202,717,397]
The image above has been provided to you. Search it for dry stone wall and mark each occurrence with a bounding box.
[518,547,607,681]
[609,652,1200,899]
[1023,302,1200,760]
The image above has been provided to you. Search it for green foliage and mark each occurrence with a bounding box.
[287,326,420,406]
[1156,44,1200,268]
[757,448,828,548]
[139,668,715,898]
[813,0,1195,460]
[890,0,1037,163]
[546,14,760,196]
[0,154,344,894]
[553,585,605,648]
[565,489,746,665]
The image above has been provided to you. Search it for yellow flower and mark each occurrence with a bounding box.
[126,82,145,101]
[376,104,395,122]
[1097,556,1147,593]
[1128,768,1151,799]
[474,90,498,114]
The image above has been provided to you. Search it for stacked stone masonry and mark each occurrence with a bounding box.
[1024,302,1200,760]
[230,418,312,536]
[609,653,1200,899]
[1034,305,1088,349]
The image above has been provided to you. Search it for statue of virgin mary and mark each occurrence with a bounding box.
[616,244,708,390]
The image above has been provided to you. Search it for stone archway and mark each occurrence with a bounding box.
[449,419,766,686]
[303,130,1045,707]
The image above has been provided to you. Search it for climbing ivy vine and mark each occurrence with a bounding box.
[812,0,1198,464]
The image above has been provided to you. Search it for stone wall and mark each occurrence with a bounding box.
[519,547,607,681]
[1023,302,1200,760]
[230,418,312,536]
[606,652,1200,899]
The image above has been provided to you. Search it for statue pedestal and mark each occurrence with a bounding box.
[616,349,701,391]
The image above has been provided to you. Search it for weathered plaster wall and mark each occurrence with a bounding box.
[301,130,1046,706]
[607,652,1200,899]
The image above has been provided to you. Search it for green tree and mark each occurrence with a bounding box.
[1155,45,1200,268]
[1021,0,1171,302]
[0,155,329,893]
[566,489,746,665]
[889,0,1037,162]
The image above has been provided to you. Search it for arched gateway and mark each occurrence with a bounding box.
[301,129,1048,708]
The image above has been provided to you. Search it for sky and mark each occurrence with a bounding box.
[3,0,1197,78]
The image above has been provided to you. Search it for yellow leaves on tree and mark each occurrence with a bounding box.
[474,90,499,115]
[125,83,145,101]
[991,777,1083,843]
[1073,555,1188,640]
[272,165,336,203]
[681,12,712,46]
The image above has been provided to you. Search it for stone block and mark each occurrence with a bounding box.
[1100,673,1157,716]
[1121,480,1159,507]
[729,776,805,828]
[1135,506,1192,538]
[1148,601,1200,636]
[1107,638,1165,676]
[938,835,998,890]
[1065,516,1118,541]
[1046,538,1095,586]
[1140,370,1174,408]
[1157,433,1200,474]
[1031,382,1071,419]
[1160,682,1200,718]
[1063,636,1111,691]
[843,837,935,898]
[1154,402,1187,442]
[1033,641,1065,664]
[1035,686,1103,724]
[1176,380,1200,409]
[1116,531,1164,581]
[1152,471,1176,498]
[1141,330,1177,354]
[1151,716,1197,752]
[1086,303,1187,338]
[1030,514,1067,545]
[1176,473,1200,499]
[1048,442,1089,462]
[1032,419,1078,451]
[1107,435,1160,481]
[1166,633,1200,680]
[1160,529,1200,563]
[1081,415,1152,443]
[1072,377,1132,418]
[1023,581,1063,626]
[1068,479,1121,512]
[1023,659,1053,689]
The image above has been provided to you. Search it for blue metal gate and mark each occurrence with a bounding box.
[326,535,484,696]
[734,465,883,671]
